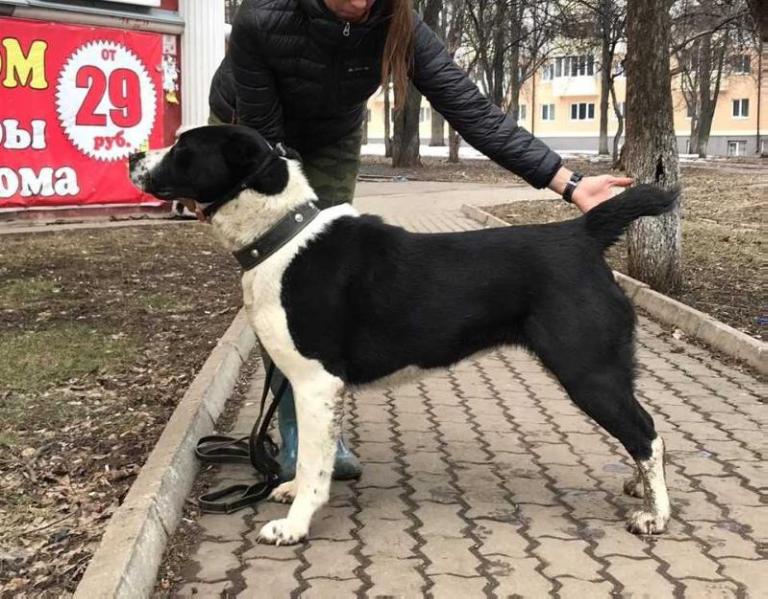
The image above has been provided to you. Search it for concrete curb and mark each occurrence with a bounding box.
[461,204,767,375]
[74,308,256,599]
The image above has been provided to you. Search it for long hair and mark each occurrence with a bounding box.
[381,0,414,111]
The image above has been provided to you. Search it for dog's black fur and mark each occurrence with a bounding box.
[282,191,675,460]
[131,126,676,539]
[137,126,676,463]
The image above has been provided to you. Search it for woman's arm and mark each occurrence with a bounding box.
[229,1,284,143]
[410,15,630,212]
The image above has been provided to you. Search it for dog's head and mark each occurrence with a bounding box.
[128,125,302,216]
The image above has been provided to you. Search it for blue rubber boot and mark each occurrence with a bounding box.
[265,356,361,482]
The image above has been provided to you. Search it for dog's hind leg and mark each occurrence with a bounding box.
[527,331,670,533]
[557,370,670,535]
[257,370,343,545]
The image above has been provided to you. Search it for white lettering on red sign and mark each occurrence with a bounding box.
[0,119,46,150]
[0,166,79,198]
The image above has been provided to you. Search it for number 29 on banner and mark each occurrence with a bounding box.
[56,40,157,162]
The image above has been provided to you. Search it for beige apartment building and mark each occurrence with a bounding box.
[365,49,766,157]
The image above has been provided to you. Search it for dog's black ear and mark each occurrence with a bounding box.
[254,159,289,195]
[223,136,259,175]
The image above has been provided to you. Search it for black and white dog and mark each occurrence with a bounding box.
[129,125,674,545]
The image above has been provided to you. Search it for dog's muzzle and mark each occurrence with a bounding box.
[128,151,150,190]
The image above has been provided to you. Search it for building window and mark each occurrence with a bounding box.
[419,106,430,123]
[570,102,595,120]
[542,63,554,81]
[727,140,746,156]
[541,104,555,120]
[518,104,527,120]
[732,54,750,74]
[553,55,594,78]
[732,98,749,118]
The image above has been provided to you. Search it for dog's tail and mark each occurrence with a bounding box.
[583,184,678,249]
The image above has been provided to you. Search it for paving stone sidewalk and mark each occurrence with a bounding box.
[168,183,767,598]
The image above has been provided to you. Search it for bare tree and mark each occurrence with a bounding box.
[625,0,682,292]
[672,0,752,157]
[465,0,508,106]
[464,0,560,118]
[443,0,468,160]
[560,1,627,156]
[747,0,768,41]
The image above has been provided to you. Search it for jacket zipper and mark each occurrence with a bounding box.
[330,22,351,111]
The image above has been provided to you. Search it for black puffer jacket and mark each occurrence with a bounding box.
[229,0,562,188]
[209,54,237,124]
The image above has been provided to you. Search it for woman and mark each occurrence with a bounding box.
[214,0,632,481]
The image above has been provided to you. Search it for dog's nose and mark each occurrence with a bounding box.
[128,151,146,170]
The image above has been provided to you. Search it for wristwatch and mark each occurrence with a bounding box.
[562,172,584,203]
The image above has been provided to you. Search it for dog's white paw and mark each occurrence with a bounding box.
[626,510,668,535]
[257,518,307,545]
[269,480,297,504]
[623,476,645,498]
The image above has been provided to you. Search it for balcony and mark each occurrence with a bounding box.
[551,76,598,97]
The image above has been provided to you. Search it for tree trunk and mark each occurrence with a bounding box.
[384,84,392,158]
[392,83,422,167]
[625,0,682,293]
[508,46,522,118]
[598,2,612,155]
[448,125,460,162]
[610,82,624,165]
[696,33,727,158]
[490,0,507,106]
[430,109,445,146]
[506,3,521,113]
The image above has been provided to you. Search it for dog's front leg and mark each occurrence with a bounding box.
[257,372,343,545]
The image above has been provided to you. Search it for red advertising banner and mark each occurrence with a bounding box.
[0,18,165,209]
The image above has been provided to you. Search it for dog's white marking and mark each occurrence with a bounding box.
[211,160,318,251]
[626,436,670,534]
[216,194,353,545]
[128,148,166,188]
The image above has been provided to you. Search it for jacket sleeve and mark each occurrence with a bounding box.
[229,2,284,143]
[411,15,562,189]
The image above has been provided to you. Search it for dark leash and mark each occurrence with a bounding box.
[195,361,288,513]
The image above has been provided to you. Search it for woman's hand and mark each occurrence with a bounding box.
[571,175,633,213]
[548,167,634,214]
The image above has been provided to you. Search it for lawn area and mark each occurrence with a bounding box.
[0,223,242,595]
